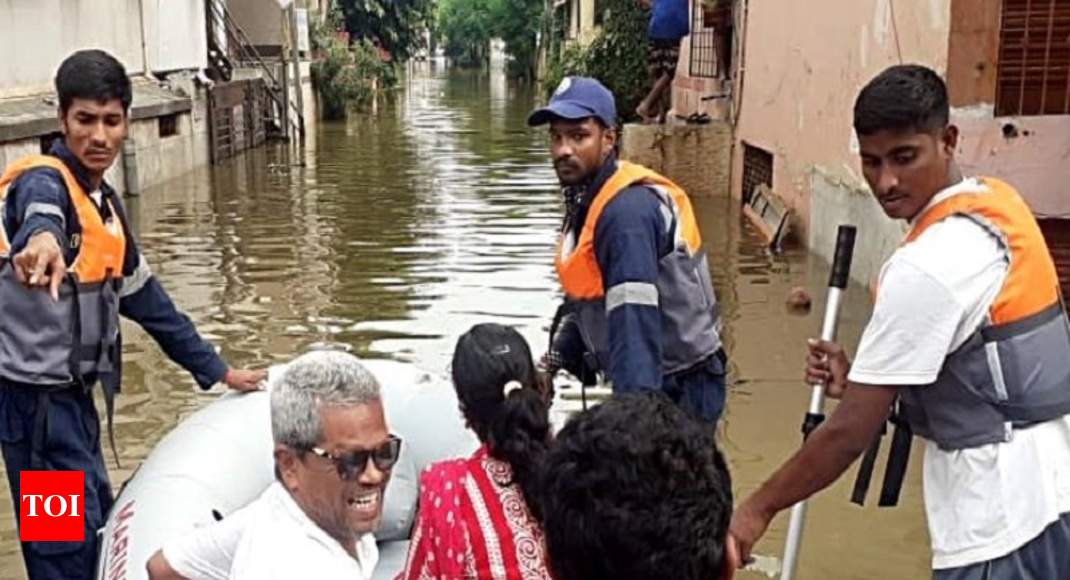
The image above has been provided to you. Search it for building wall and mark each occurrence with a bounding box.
[672,67,732,121]
[126,75,212,189]
[579,0,597,42]
[808,169,907,287]
[564,0,599,46]
[0,0,212,96]
[142,0,209,73]
[0,138,43,174]
[129,112,208,188]
[0,0,146,96]
[957,112,1070,218]
[672,0,732,121]
[620,122,732,199]
[945,0,1000,108]
[0,75,210,195]
[229,0,286,49]
[733,0,952,219]
[0,109,206,197]
[731,0,951,283]
[944,0,1070,219]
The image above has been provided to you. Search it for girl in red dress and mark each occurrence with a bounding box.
[398,323,554,580]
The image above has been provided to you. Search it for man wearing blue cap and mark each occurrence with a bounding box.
[529,77,727,423]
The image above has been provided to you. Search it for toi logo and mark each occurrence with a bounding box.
[19,471,84,542]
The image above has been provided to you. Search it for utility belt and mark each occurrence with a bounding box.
[0,373,122,471]
[850,402,913,507]
[2,380,91,467]
[851,400,1047,507]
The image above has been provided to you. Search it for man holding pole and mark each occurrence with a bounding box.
[730,64,1070,578]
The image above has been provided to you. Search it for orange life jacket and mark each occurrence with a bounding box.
[554,161,702,299]
[0,155,127,386]
[553,161,721,376]
[0,155,126,281]
[893,177,1070,450]
[905,177,1059,324]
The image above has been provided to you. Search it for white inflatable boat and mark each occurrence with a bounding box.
[95,359,480,580]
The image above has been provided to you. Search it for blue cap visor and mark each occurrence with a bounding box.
[527,100,599,127]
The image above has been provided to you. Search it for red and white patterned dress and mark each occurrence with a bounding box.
[397,446,553,580]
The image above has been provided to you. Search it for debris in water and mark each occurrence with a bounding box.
[743,554,782,578]
[786,286,812,313]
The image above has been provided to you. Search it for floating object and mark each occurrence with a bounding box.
[743,184,793,252]
[786,286,812,313]
[95,359,479,580]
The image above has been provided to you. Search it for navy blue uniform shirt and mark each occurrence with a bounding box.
[2,139,227,389]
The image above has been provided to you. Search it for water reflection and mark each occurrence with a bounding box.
[0,63,928,579]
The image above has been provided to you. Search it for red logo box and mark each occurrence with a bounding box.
[19,471,84,542]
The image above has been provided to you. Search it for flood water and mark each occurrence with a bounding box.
[0,63,929,579]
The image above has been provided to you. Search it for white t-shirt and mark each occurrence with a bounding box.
[162,481,379,579]
[849,178,1070,570]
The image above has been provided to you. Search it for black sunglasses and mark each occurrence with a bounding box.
[308,435,402,481]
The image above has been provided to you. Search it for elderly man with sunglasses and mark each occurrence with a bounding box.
[147,351,402,579]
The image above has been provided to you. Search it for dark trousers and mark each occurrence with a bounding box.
[662,350,728,423]
[0,384,113,580]
[932,511,1070,580]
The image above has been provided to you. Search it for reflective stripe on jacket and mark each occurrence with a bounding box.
[0,155,126,386]
[897,177,1070,450]
[554,161,721,375]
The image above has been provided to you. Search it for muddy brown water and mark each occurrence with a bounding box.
[0,63,928,579]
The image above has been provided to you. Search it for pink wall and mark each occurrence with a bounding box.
[672,4,731,123]
[730,0,951,238]
[956,113,1070,218]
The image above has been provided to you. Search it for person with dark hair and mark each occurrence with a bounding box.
[528,76,728,424]
[539,392,736,580]
[0,49,265,580]
[731,64,1070,579]
[397,323,553,579]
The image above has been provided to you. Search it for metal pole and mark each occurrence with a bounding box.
[289,4,305,138]
[780,225,857,580]
[280,57,291,141]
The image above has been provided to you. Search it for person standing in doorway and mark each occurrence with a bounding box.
[636,0,689,123]
[0,49,265,580]
[529,76,727,424]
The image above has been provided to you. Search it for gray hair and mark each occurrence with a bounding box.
[270,351,382,450]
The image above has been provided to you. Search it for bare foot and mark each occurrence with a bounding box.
[635,105,656,124]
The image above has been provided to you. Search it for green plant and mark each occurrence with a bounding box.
[542,43,588,97]
[311,12,387,121]
[435,0,543,77]
[541,0,649,123]
[436,0,493,67]
[336,0,434,62]
[489,0,544,80]
[308,7,343,56]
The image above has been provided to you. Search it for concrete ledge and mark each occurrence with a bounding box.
[620,121,732,198]
[0,114,57,143]
[0,80,192,144]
